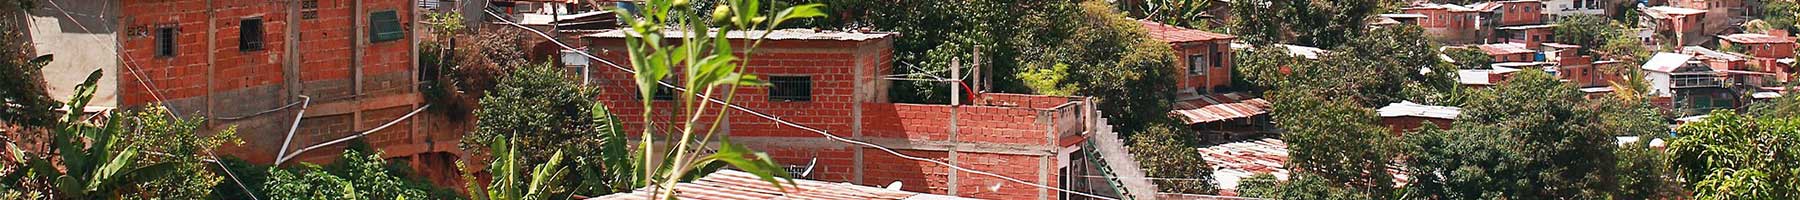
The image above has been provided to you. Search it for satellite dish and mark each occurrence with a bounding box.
[885,181,904,190]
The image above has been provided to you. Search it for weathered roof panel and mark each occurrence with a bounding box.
[1169,93,1271,124]
[1138,20,1237,43]
[1377,101,1462,120]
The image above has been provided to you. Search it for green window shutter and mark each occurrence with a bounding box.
[370,10,403,42]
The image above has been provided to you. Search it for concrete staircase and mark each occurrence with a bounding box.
[1087,110,1160,200]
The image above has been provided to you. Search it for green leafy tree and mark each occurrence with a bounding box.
[1228,0,1381,48]
[466,61,631,195]
[1015,63,1076,96]
[1442,47,1492,70]
[1229,45,1305,93]
[1236,173,1281,198]
[1238,173,1371,200]
[1269,89,1396,197]
[1553,15,1622,55]
[119,106,240,200]
[263,149,434,200]
[1666,111,1800,199]
[1114,0,1215,29]
[1403,70,1621,199]
[1055,1,1180,133]
[1,1,55,128]
[1759,0,1797,32]
[1128,123,1218,194]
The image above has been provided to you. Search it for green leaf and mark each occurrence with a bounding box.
[701,138,794,192]
[769,4,826,29]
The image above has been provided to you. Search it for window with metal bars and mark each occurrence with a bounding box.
[155,27,177,58]
[239,18,265,51]
[768,76,812,102]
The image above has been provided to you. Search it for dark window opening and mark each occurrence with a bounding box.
[301,0,319,19]
[653,84,675,100]
[370,10,404,42]
[155,27,177,58]
[1213,51,1225,68]
[239,18,265,51]
[1188,55,1206,75]
[768,76,812,102]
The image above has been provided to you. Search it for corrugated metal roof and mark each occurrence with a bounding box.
[1200,138,1411,192]
[1138,20,1237,43]
[1720,34,1792,44]
[586,170,974,200]
[584,29,897,41]
[1377,101,1461,120]
[1169,93,1271,124]
[1477,43,1534,55]
[1643,52,1695,73]
[1682,46,1746,61]
[1642,6,1705,19]
[1200,138,1290,191]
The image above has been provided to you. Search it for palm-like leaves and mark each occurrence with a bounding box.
[466,136,569,200]
[3,69,177,199]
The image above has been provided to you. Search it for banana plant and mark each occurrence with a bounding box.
[1,68,176,199]
[464,135,568,200]
[610,0,827,198]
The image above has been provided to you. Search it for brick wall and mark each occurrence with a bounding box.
[115,0,439,166]
[585,34,1078,199]
[1170,41,1233,94]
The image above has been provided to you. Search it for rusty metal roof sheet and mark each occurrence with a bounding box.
[1720,34,1793,44]
[1139,20,1237,43]
[1169,93,1271,124]
[1200,138,1411,192]
[586,170,975,200]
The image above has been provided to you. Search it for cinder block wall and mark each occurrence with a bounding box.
[116,0,433,165]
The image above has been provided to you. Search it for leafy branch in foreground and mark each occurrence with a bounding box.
[611,0,826,198]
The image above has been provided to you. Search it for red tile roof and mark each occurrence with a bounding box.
[1169,93,1271,124]
[1138,20,1236,43]
[587,170,973,200]
[1720,34,1793,44]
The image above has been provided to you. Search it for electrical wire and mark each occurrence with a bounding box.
[484,9,1120,200]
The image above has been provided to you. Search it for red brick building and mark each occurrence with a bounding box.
[1403,0,1548,45]
[104,0,461,172]
[1139,20,1235,95]
[1719,33,1797,83]
[1641,6,1708,46]
[581,29,1102,199]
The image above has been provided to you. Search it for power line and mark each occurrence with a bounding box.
[41,2,260,200]
[483,9,1120,200]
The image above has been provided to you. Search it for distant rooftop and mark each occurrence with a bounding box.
[1682,46,1746,61]
[1378,101,1462,120]
[1642,6,1705,19]
[1720,34,1792,44]
[1643,52,1696,73]
[1138,20,1236,43]
[584,28,897,41]
[1477,43,1534,55]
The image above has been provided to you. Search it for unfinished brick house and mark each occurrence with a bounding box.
[19,0,464,181]
[1403,0,1548,45]
[1641,6,1709,46]
[581,29,1133,199]
[1719,33,1796,84]
[1139,20,1236,96]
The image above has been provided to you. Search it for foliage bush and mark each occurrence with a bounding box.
[466,61,633,196]
[263,148,460,200]
[1127,122,1218,194]
[1667,111,1800,199]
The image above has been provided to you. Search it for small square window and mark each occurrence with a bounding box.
[768,76,812,102]
[239,18,265,51]
[369,10,404,42]
[155,27,177,58]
